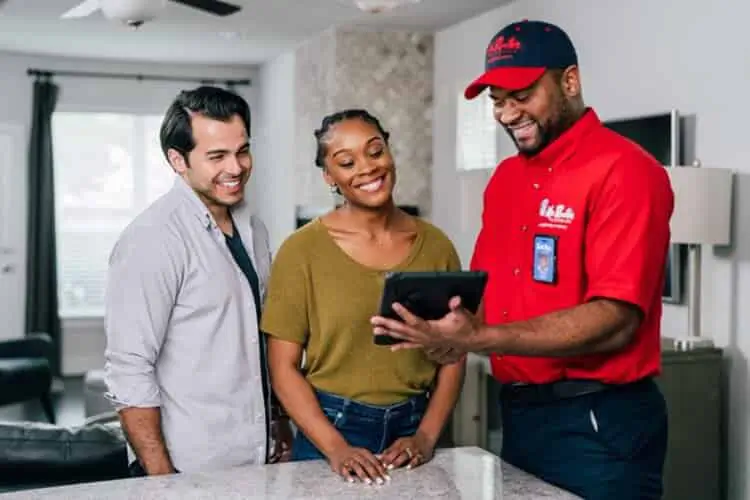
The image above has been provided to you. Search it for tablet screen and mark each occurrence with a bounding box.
[374,271,487,345]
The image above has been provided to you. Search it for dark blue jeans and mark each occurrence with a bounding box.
[291,389,428,461]
[500,377,668,500]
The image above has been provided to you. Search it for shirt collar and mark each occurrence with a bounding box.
[171,175,253,231]
[520,107,601,167]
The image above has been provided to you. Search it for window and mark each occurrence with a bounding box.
[456,91,497,171]
[52,112,175,318]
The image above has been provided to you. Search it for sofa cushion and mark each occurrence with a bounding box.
[0,420,128,485]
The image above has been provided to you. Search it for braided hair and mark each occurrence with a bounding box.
[313,109,391,169]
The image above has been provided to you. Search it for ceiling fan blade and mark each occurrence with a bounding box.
[169,0,241,16]
[60,0,101,18]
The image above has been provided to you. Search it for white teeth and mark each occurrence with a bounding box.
[359,178,383,192]
[221,180,240,188]
[512,121,534,130]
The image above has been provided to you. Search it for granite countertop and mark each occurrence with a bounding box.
[0,447,579,500]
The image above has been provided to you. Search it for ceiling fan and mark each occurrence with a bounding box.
[61,0,242,27]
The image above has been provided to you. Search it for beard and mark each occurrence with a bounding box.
[504,94,579,157]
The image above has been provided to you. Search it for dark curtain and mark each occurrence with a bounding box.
[25,77,61,377]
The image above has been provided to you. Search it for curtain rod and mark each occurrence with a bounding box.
[26,68,251,87]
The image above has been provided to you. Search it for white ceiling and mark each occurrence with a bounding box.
[0,0,510,65]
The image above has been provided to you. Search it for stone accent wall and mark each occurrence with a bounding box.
[294,28,434,216]
[294,28,337,211]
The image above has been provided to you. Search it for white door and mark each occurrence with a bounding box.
[0,122,26,341]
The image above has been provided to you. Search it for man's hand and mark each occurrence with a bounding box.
[269,417,294,463]
[370,296,480,351]
[378,431,435,471]
[145,463,177,475]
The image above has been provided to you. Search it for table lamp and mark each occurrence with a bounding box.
[665,162,734,351]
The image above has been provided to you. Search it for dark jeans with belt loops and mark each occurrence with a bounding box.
[291,389,428,461]
[500,377,668,500]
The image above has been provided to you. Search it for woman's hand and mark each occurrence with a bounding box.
[327,444,390,484]
[379,431,435,470]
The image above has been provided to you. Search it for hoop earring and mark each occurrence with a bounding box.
[330,184,340,194]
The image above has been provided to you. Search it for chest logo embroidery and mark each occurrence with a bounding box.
[538,198,576,230]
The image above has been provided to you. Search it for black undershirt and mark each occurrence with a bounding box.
[223,217,272,462]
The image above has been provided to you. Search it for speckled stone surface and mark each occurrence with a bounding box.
[0,447,580,499]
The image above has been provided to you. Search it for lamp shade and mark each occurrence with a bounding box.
[666,166,733,245]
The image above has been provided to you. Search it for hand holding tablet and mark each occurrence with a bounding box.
[372,271,488,347]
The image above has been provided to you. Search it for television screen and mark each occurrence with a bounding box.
[603,111,683,303]
[603,112,678,165]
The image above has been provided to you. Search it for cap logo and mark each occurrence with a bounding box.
[486,35,522,64]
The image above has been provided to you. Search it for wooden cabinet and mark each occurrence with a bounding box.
[657,346,723,500]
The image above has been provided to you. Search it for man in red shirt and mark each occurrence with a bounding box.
[371,19,674,499]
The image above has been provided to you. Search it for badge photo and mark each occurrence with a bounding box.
[532,234,557,284]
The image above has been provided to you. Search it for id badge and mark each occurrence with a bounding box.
[532,234,557,284]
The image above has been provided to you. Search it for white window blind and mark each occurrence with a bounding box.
[456,91,497,171]
[52,112,176,318]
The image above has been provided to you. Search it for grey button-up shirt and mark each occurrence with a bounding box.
[104,176,272,473]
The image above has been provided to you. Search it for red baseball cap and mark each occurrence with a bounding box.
[464,20,578,99]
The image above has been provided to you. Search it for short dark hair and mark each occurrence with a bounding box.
[159,85,251,160]
[314,109,390,169]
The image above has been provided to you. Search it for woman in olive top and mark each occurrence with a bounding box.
[261,109,466,485]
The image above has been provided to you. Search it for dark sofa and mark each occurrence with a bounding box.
[0,333,56,422]
[0,418,128,492]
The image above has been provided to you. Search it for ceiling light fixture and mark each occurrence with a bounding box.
[352,0,422,14]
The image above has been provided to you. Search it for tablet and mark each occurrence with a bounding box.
[374,271,488,346]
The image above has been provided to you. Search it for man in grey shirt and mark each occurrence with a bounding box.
[104,86,292,475]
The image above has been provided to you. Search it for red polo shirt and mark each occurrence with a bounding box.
[470,109,674,385]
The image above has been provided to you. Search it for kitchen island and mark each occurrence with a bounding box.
[0,447,579,499]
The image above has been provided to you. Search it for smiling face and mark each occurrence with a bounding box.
[167,113,252,212]
[320,118,396,210]
[490,67,582,156]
